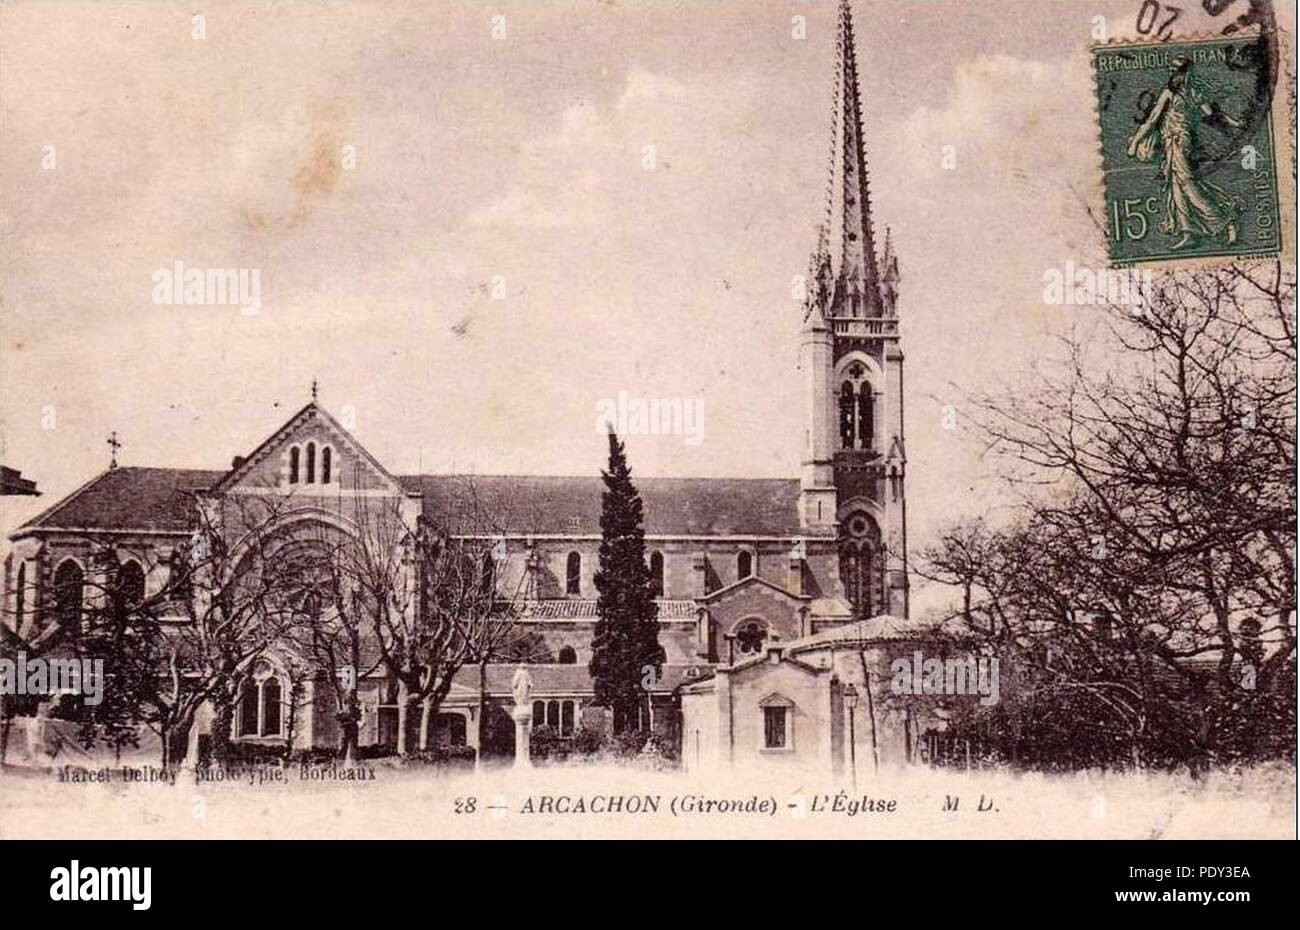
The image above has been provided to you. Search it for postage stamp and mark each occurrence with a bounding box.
[1092,32,1284,266]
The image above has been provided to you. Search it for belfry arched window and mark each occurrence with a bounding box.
[839,363,878,452]
[306,442,316,483]
[839,382,856,450]
[737,550,753,580]
[289,447,300,484]
[858,383,874,450]
[321,446,332,484]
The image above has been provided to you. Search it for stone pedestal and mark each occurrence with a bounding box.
[511,704,533,769]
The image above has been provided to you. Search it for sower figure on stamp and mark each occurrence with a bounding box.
[1127,55,1243,250]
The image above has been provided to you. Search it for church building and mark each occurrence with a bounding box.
[2,1,942,773]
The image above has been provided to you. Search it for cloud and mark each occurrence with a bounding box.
[467,67,773,231]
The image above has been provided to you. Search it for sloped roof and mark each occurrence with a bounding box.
[403,474,802,536]
[18,467,226,534]
[15,470,803,540]
[788,614,952,651]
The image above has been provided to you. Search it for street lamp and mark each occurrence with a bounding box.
[843,684,860,791]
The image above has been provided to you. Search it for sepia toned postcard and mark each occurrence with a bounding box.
[0,0,1295,861]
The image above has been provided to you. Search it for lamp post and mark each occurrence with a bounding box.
[843,684,860,791]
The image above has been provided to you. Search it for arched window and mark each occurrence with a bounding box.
[118,560,145,605]
[650,551,664,597]
[840,513,878,618]
[857,379,878,450]
[261,677,282,736]
[54,560,84,627]
[289,447,300,484]
[238,663,285,738]
[737,551,753,580]
[15,562,26,630]
[839,382,856,449]
[858,383,874,450]
[479,552,495,597]
[566,552,581,595]
[239,679,259,736]
[321,446,332,484]
[169,552,193,606]
[558,646,577,665]
[841,547,864,616]
[306,442,316,483]
[532,700,545,726]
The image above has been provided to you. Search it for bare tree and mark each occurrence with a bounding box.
[67,493,300,767]
[923,262,1296,770]
[329,477,535,757]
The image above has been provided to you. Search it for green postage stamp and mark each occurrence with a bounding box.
[1092,32,1284,267]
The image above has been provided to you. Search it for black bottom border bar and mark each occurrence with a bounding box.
[0,839,1291,918]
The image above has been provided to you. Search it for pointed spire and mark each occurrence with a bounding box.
[825,0,883,318]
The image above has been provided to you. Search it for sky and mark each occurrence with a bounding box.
[1,0,1294,608]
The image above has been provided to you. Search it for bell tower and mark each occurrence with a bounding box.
[798,0,907,618]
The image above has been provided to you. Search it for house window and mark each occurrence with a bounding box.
[238,663,284,738]
[763,706,788,749]
[532,698,577,736]
[566,552,581,595]
[54,560,84,627]
[650,551,664,597]
[321,446,332,484]
[557,646,577,665]
[289,447,300,484]
[306,442,316,483]
[737,550,753,580]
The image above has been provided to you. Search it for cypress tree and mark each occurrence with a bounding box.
[589,430,663,734]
